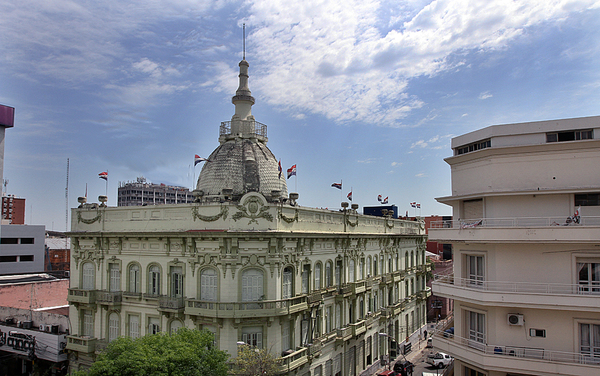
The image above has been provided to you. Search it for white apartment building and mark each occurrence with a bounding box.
[430,116,600,376]
[66,56,430,375]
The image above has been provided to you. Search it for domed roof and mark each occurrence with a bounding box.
[195,59,288,202]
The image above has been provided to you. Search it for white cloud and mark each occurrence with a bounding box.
[415,172,426,177]
[479,91,493,100]
[411,140,428,148]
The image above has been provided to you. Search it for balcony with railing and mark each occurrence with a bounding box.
[350,320,367,337]
[278,347,308,373]
[96,291,122,306]
[308,338,322,357]
[433,331,600,376]
[429,216,600,243]
[433,274,600,311]
[351,280,367,295]
[66,335,97,353]
[185,296,308,318]
[336,326,353,344]
[67,289,96,304]
[158,296,185,312]
[307,291,323,306]
[219,120,268,139]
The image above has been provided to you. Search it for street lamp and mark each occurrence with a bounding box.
[379,332,411,373]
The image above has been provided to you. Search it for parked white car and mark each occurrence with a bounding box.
[427,352,454,369]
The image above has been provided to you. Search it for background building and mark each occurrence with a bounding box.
[2,195,25,224]
[117,177,194,206]
[67,57,431,375]
[0,224,45,275]
[45,235,70,278]
[430,116,600,376]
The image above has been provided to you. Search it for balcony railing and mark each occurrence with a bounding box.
[185,296,308,318]
[220,120,267,138]
[336,326,352,341]
[434,274,600,296]
[350,320,367,337]
[66,336,96,353]
[434,331,600,368]
[67,289,96,304]
[159,296,185,311]
[96,291,122,305]
[278,347,308,373]
[431,216,600,229]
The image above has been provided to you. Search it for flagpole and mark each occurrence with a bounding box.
[105,170,108,196]
[193,159,196,190]
[295,166,297,192]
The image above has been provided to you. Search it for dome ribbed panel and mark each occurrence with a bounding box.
[196,139,288,198]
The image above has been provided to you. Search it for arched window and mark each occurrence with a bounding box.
[200,268,217,301]
[315,263,322,290]
[109,263,120,292]
[335,259,342,286]
[325,261,333,287]
[170,320,183,334]
[108,312,119,342]
[148,265,161,296]
[359,258,364,280]
[82,262,95,290]
[170,266,183,298]
[373,256,378,276]
[388,256,393,274]
[242,269,264,302]
[405,251,409,269]
[301,264,310,294]
[359,297,365,319]
[283,266,293,299]
[349,260,355,283]
[380,256,384,276]
[128,264,140,293]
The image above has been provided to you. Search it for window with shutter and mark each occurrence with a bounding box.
[201,268,217,301]
[82,262,95,290]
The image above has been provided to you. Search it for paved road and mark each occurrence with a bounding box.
[402,339,450,376]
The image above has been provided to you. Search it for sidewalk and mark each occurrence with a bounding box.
[373,335,430,375]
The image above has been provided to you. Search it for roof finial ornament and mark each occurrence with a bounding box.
[243,23,246,60]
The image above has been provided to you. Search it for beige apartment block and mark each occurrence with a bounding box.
[430,116,600,376]
[66,56,430,375]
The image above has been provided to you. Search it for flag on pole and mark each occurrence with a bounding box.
[377,195,382,202]
[331,182,342,190]
[194,155,209,166]
[410,202,417,208]
[347,191,353,201]
[278,160,282,179]
[416,203,421,208]
[382,197,388,204]
[287,164,297,179]
[98,172,108,181]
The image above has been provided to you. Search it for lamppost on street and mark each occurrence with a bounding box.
[378,332,412,375]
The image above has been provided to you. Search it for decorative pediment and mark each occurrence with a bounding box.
[232,193,273,224]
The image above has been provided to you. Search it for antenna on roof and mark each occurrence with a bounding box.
[243,23,246,60]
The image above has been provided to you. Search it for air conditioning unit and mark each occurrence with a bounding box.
[508,314,524,326]
[39,324,46,331]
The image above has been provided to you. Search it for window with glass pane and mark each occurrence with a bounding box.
[315,263,321,290]
[242,269,263,302]
[302,265,309,294]
[281,321,290,352]
[580,323,600,359]
[83,310,93,337]
[241,327,263,348]
[201,268,217,301]
[129,264,140,293]
[325,262,332,287]
[108,312,119,341]
[578,262,600,293]
[109,263,120,292]
[335,260,342,286]
[148,317,160,334]
[467,255,484,286]
[359,258,364,280]
[326,306,332,333]
[349,260,355,283]
[149,265,160,295]
[171,266,183,298]
[373,256,378,276]
[129,315,140,338]
[468,311,486,348]
[283,267,293,299]
[170,320,183,334]
[82,262,95,290]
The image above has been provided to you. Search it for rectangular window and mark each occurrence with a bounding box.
[19,255,34,262]
[241,327,263,348]
[109,264,120,292]
[148,317,160,334]
[20,238,34,244]
[326,306,332,333]
[580,323,600,360]
[529,328,546,337]
[464,366,485,376]
[575,194,600,206]
[0,256,17,262]
[467,255,485,286]
[171,266,183,298]
[129,315,140,339]
[0,238,18,244]
[281,321,290,353]
[578,262,600,294]
[468,311,486,350]
[83,310,94,337]
[302,265,310,294]
[547,129,593,143]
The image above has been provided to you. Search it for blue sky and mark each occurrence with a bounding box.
[1,0,600,230]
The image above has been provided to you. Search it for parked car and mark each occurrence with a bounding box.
[426,337,433,348]
[427,352,454,369]
[442,327,454,338]
[393,360,414,376]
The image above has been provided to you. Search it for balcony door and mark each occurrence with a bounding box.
[242,269,263,303]
[578,262,600,294]
[468,311,486,351]
[467,255,484,287]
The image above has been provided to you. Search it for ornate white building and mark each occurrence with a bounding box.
[66,56,429,375]
[430,116,600,376]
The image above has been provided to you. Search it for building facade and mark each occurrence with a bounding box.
[2,195,26,224]
[0,224,45,275]
[117,177,194,206]
[430,116,600,376]
[66,56,430,375]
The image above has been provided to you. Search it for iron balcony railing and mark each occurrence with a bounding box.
[220,120,267,138]
[434,274,600,295]
[186,296,308,317]
[434,331,600,367]
[431,216,600,229]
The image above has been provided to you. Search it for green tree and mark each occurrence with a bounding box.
[75,328,228,376]
[231,345,281,376]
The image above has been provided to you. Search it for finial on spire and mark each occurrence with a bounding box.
[243,23,246,60]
